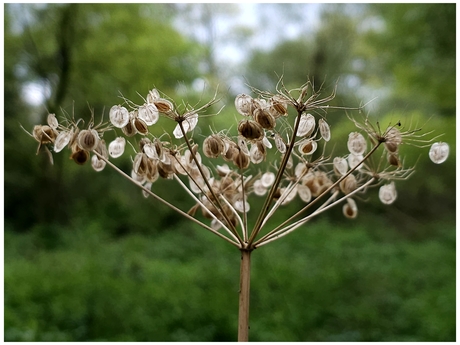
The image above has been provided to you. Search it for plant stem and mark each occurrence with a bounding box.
[238,249,252,342]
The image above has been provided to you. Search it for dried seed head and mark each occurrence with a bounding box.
[347,132,367,155]
[295,162,308,179]
[152,98,174,114]
[108,137,126,158]
[77,129,99,151]
[319,118,331,142]
[91,154,106,172]
[235,93,254,116]
[138,103,159,126]
[109,105,130,128]
[296,113,315,137]
[94,139,108,160]
[238,119,264,141]
[333,157,348,176]
[146,88,161,103]
[339,174,358,195]
[298,139,317,156]
[223,140,239,161]
[343,198,358,218]
[429,142,449,164]
[133,152,150,176]
[173,113,198,139]
[254,108,276,130]
[379,182,397,205]
[203,135,225,158]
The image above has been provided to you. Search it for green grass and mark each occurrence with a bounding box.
[4,216,455,341]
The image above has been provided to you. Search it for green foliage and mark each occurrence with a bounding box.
[5,217,455,341]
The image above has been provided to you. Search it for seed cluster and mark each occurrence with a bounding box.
[27,81,449,248]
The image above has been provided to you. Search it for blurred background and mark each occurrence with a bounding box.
[4,3,455,341]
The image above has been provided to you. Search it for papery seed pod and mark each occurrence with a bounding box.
[333,157,348,176]
[210,218,222,231]
[142,182,153,198]
[47,113,59,129]
[270,95,288,117]
[274,133,286,153]
[108,137,126,158]
[249,143,265,164]
[295,162,308,179]
[387,152,400,167]
[94,139,108,160]
[348,153,364,170]
[429,142,449,164]
[109,105,130,128]
[237,136,250,155]
[138,103,159,126]
[233,194,250,213]
[216,164,232,177]
[173,154,189,175]
[91,154,106,172]
[33,125,56,144]
[297,184,312,203]
[153,98,174,114]
[146,88,161,103]
[54,130,72,153]
[70,146,90,165]
[384,127,402,153]
[122,119,137,137]
[319,118,331,142]
[339,174,357,195]
[298,139,317,156]
[262,135,272,149]
[133,152,149,175]
[253,179,267,196]
[280,186,297,205]
[203,134,225,158]
[347,132,367,155]
[285,153,294,169]
[233,149,250,170]
[343,198,358,219]
[379,182,397,205]
[77,129,99,151]
[254,108,276,130]
[235,93,254,116]
[184,113,199,132]
[158,159,175,179]
[238,119,264,141]
[132,116,149,135]
[131,169,146,185]
[189,175,206,194]
[223,141,239,161]
[145,159,160,183]
[296,113,315,137]
[260,171,275,188]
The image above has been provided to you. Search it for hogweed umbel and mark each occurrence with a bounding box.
[26,78,449,341]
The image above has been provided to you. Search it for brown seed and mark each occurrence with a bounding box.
[238,119,264,141]
[133,117,149,135]
[233,150,250,170]
[254,108,276,130]
[70,147,90,165]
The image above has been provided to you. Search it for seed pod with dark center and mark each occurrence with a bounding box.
[384,127,402,153]
[238,119,264,141]
[122,119,137,137]
[203,134,225,158]
[133,153,150,176]
[77,129,99,151]
[298,139,317,156]
[145,160,159,183]
[270,95,288,117]
[223,140,239,162]
[233,149,250,170]
[153,98,174,114]
[339,174,357,195]
[387,152,400,167]
[70,145,90,165]
[133,116,149,135]
[254,108,276,130]
[343,198,358,219]
[319,118,331,142]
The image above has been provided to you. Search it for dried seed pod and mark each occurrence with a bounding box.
[254,108,276,130]
[223,141,239,161]
[47,113,59,129]
[54,130,72,153]
[237,136,250,156]
[280,186,297,205]
[131,169,146,185]
[133,152,151,176]
[108,137,126,158]
[133,116,149,135]
[348,153,364,170]
[122,119,137,137]
[270,95,288,117]
[379,182,397,205]
[137,103,159,126]
[296,113,315,137]
[253,179,267,196]
[387,152,401,167]
[319,118,331,142]
[298,139,317,156]
[347,132,367,155]
[91,154,106,172]
[343,198,358,219]
[262,135,272,149]
[339,174,357,195]
[429,142,449,164]
[235,93,254,116]
[77,129,99,151]
[158,158,175,179]
[33,125,56,144]
[109,105,130,128]
[260,171,275,188]
[384,127,402,153]
[233,194,250,213]
[238,119,264,141]
[70,146,90,165]
[203,134,225,158]
[233,149,250,170]
[333,157,348,176]
[94,139,108,160]
[249,142,265,164]
[146,88,161,103]
[274,133,286,153]
[152,98,174,114]
[295,162,308,179]
[216,164,232,177]
[142,182,153,198]
[297,184,312,203]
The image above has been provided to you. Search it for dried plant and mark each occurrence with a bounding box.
[26,78,449,341]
